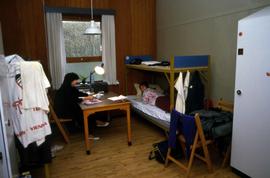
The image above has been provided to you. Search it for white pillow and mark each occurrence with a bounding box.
[134,83,163,97]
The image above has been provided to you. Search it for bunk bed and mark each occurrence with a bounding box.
[125,55,210,131]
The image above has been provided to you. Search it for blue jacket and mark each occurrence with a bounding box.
[169,109,197,157]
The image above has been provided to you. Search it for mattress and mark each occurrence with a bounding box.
[127,95,170,122]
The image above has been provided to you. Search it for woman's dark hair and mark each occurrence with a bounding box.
[61,72,79,88]
[139,81,149,88]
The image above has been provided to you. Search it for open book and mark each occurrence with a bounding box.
[108,95,127,101]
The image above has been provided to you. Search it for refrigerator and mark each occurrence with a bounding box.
[231,6,270,178]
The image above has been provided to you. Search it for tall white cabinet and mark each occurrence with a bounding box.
[231,6,270,178]
[0,23,4,54]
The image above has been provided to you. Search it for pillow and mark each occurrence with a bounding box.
[134,83,164,98]
[134,83,142,97]
[149,84,164,94]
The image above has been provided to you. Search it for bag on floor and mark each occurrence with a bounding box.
[148,140,168,164]
[148,140,182,164]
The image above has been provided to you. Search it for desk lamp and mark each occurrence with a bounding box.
[89,63,105,84]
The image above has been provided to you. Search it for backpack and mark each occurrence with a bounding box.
[148,140,182,164]
[148,140,168,164]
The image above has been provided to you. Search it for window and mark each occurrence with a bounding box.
[63,20,102,63]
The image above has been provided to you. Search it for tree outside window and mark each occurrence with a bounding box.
[63,21,102,63]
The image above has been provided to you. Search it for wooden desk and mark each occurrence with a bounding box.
[80,92,132,154]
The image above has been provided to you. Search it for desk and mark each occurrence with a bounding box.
[80,92,132,154]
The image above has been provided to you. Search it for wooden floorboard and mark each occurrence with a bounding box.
[48,114,240,178]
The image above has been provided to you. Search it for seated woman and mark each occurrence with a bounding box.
[54,73,109,140]
[139,81,170,112]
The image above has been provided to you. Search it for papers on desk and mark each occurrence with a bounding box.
[108,95,127,101]
[82,99,102,105]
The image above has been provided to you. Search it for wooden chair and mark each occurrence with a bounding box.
[165,112,213,177]
[48,95,72,144]
[217,99,234,168]
[217,99,234,113]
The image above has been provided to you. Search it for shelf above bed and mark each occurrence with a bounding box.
[126,55,209,73]
[126,64,208,73]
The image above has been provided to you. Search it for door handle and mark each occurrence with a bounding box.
[236,90,242,95]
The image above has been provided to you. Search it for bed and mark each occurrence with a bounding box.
[125,55,210,131]
[127,95,170,131]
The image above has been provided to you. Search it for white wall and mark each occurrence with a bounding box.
[156,0,270,102]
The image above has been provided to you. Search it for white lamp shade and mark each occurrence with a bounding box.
[84,20,101,35]
[94,65,105,75]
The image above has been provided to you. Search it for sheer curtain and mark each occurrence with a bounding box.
[46,13,66,89]
[102,15,118,85]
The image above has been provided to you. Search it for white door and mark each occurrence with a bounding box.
[0,90,12,178]
[0,23,4,54]
[231,7,270,178]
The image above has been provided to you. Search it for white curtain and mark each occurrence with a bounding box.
[46,13,66,89]
[102,15,118,85]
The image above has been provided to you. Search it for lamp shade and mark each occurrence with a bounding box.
[84,20,101,35]
[94,65,105,75]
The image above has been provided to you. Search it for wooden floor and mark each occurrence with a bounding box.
[48,114,240,178]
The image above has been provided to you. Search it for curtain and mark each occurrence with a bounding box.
[102,15,118,85]
[46,13,66,89]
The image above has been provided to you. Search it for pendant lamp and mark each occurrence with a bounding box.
[84,0,101,35]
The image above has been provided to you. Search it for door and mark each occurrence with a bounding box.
[231,7,270,178]
[0,23,4,54]
[0,90,12,178]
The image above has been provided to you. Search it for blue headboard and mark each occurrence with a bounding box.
[174,55,209,68]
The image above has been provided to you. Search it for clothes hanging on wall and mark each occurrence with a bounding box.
[185,71,205,114]
[174,71,190,114]
[2,57,52,148]
[15,135,52,173]
[0,54,52,150]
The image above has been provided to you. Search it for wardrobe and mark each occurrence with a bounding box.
[231,6,270,178]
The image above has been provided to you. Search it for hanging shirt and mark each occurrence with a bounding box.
[19,61,51,147]
[174,71,190,114]
[20,61,50,111]
[1,55,52,148]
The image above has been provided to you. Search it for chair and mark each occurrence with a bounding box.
[165,110,213,177]
[217,99,234,168]
[48,95,72,144]
[217,99,234,113]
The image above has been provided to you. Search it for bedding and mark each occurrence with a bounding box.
[127,95,170,122]
[134,83,164,98]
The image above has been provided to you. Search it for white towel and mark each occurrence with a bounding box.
[174,71,190,114]
[20,61,50,111]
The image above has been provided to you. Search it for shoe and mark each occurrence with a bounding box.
[51,145,64,158]
[88,136,100,140]
[51,145,64,152]
[51,151,56,158]
[96,122,110,127]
